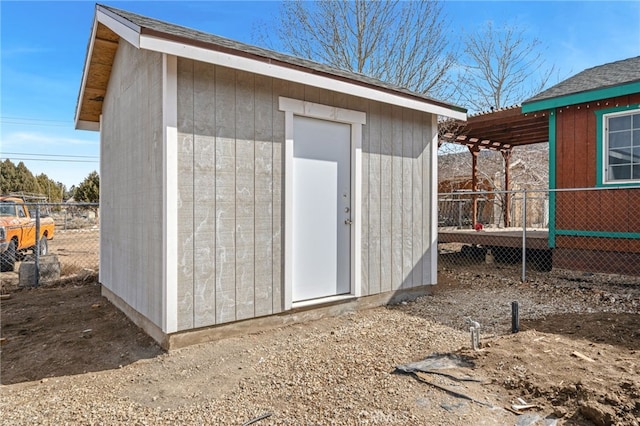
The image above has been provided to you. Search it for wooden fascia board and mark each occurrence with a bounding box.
[137,32,466,120]
[522,81,640,113]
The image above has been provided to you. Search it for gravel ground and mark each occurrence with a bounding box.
[1,263,639,425]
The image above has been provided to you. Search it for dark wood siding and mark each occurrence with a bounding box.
[554,247,640,275]
[554,93,640,257]
[556,93,640,190]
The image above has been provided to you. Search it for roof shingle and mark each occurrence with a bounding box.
[98,4,464,113]
[524,56,640,104]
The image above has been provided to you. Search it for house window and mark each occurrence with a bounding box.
[604,109,640,183]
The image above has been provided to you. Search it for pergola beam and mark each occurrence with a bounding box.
[439,105,549,228]
[440,105,549,152]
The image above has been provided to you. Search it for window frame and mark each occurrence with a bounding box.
[596,104,640,187]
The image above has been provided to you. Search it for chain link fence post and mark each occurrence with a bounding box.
[0,201,100,287]
[521,189,527,283]
[34,204,40,288]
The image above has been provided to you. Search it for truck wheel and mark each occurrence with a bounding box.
[0,240,17,272]
[39,236,48,256]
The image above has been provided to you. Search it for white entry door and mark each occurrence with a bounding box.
[292,116,351,302]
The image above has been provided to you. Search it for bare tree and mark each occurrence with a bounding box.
[456,22,556,112]
[254,0,456,98]
[438,144,549,226]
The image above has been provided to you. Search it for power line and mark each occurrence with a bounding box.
[2,152,99,159]
[1,157,98,163]
[1,116,74,128]
[1,120,71,128]
[0,116,71,123]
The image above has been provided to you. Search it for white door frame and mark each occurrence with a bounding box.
[279,97,366,310]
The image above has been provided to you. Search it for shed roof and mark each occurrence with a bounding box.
[75,4,466,130]
[522,56,640,113]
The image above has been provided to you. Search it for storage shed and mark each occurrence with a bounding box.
[522,56,640,274]
[75,5,466,348]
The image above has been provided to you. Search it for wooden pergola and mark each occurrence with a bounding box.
[439,105,549,227]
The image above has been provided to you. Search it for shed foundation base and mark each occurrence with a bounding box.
[101,284,435,350]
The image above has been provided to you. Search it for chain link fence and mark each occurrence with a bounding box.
[0,202,99,288]
[5,190,639,288]
[438,187,640,283]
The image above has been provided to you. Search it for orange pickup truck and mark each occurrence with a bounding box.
[0,196,55,272]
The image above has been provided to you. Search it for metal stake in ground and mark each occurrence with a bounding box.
[511,301,519,333]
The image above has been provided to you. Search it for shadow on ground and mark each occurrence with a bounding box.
[1,280,163,385]
[522,312,640,351]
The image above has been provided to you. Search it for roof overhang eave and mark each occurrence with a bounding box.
[138,33,466,120]
[522,80,640,113]
[75,7,142,130]
[76,120,101,131]
[76,6,466,128]
[74,15,99,130]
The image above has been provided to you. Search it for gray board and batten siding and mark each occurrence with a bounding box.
[175,57,439,331]
[100,42,165,329]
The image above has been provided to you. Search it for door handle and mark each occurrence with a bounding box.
[344,219,352,225]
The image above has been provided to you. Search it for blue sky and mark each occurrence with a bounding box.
[1,0,639,189]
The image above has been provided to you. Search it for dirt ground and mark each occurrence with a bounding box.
[47,228,100,272]
[1,268,639,425]
[0,228,99,288]
[0,281,160,383]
